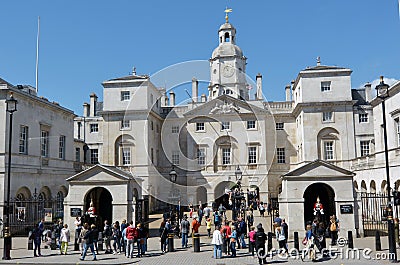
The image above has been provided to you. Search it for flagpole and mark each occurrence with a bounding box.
[35,16,40,93]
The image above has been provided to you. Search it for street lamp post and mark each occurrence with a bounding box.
[3,92,17,260]
[169,165,178,224]
[375,76,397,262]
[233,165,242,220]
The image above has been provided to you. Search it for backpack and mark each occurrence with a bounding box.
[330,221,337,231]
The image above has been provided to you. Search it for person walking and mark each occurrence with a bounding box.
[79,222,88,255]
[136,223,146,257]
[238,217,247,249]
[191,217,201,235]
[125,221,136,258]
[120,219,128,253]
[248,226,256,256]
[80,223,97,261]
[112,222,121,254]
[273,213,282,226]
[275,224,287,254]
[214,211,220,229]
[281,218,288,250]
[230,226,237,257]
[329,215,339,246]
[259,203,265,217]
[247,211,254,232]
[32,225,42,257]
[159,221,168,253]
[91,224,99,255]
[222,220,231,256]
[255,223,267,265]
[197,205,204,224]
[206,218,212,238]
[211,225,223,259]
[103,220,113,254]
[180,214,190,248]
[60,224,70,255]
[204,205,211,224]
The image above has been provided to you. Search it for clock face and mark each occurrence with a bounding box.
[223,64,235,78]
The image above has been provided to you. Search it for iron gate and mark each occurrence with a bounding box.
[360,192,400,236]
[8,194,63,236]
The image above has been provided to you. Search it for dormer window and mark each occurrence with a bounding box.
[224,32,230,42]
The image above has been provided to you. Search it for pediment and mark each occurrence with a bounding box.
[282,160,354,179]
[67,164,132,183]
[183,95,269,117]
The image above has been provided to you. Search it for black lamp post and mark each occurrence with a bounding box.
[169,165,178,223]
[3,92,17,260]
[376,76,397,262]
[232,166,242,220]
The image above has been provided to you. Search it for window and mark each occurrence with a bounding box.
[277,148,285,164]
[222,148,231,165]
[172,151,180,165]
[59,135,66,159]
[276,123,284,130]
[121,120,130,129]
[321,81,331,92]
[172,126,179,133]
[322,111,333,122]
[396,119,400,147]
[359,113,368,123]
[122,148,131,165]
[41,130,49,157]
[90,149,99,164]
[19,125,28,154]
[75,148,81,162]
[151,121,154,130]
[150,94,154,104]
[360,141,370,157]
[151,148,154,163]
[221,121,230,131]
[324,141,334,160]
[247,120,256,129]
[197,148,205,165]
[248,146,257,164]
[196,122,205,132]
[121,91,130,101]
[90,124,99,133]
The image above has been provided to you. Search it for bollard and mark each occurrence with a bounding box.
[267,232,273,252]
[193,233,200,252]
[347,230,354,249]
[168,233,174,252]
[294,231,299,251]
[28,231,33,250]
[50,231,57,250]
[375,231,381,251]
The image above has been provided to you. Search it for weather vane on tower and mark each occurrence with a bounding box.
[225,7,233,23]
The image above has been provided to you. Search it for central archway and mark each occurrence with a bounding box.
[85,187,113,225]
[214,181,236,209]
[303,183,335,226]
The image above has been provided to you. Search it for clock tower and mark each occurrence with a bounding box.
[209,11,248,100]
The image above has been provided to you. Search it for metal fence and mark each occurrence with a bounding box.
[359,192,400,236]
[8,194,63,236]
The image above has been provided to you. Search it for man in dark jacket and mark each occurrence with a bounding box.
[80,223,97,261]
[255,223,267,265]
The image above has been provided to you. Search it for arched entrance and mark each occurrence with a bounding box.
[303,183,335,226]
[214,181,236,209]
[85,187,113,226]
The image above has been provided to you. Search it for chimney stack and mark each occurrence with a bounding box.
[192,77,198,103]
[169,90,175,106]
[285,85,291,101]
[90,93,98,117]
[364,83,372,102]
[83,102,90,117]
[201,94,207,102]
[256,73,262,100]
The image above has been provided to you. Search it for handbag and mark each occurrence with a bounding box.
[302,237,307,245]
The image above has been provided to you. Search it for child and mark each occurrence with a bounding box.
[248,226,256,256]
[206,218,212,238]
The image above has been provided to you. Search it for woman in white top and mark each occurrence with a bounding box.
[211,225,223,259]
[60,224,70,255]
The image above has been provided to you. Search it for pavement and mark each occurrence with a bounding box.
[0,213,398,264]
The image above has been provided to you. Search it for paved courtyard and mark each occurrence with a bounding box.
[0,214,399,264]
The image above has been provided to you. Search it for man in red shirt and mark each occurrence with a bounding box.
[125,221,136,258]
[221,221,231,256]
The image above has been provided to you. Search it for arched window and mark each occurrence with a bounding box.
[224,32,230,42]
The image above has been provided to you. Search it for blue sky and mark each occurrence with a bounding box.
[1,1,399,114]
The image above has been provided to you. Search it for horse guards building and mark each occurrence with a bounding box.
[1,14,399,237]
